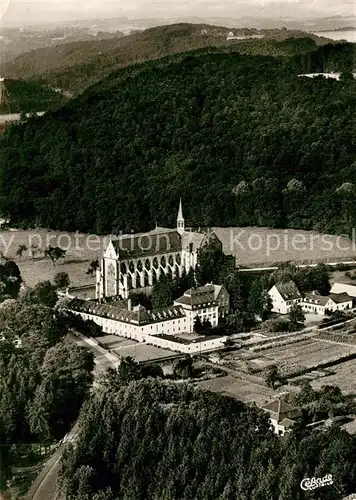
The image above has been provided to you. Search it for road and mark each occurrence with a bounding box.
[238,260,356,272]
[26,333,120,500]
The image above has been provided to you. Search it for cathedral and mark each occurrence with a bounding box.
[96,200,222,300]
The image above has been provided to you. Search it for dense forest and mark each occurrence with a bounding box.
[59,376,356,500]
[0,44,355,234]
[2,23,335,92]
[0,79,66,114]
[0,268,94,493]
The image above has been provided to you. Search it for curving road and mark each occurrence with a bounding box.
[26,332,120,500]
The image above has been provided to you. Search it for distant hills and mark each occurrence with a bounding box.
[2,23,336,93]
[0,41,355,235]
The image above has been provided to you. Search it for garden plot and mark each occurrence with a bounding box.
[250,338,356,372]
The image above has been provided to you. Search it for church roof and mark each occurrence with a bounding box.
[111,231,182,258]
[177,198,184,221]
[181,231,205,251]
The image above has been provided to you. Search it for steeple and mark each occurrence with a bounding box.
[177,198,185,235]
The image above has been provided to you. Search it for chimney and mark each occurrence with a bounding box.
[127,298,132,311]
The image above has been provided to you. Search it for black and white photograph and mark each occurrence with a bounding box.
[0,0,355,499]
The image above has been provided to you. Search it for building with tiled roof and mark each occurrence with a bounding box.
[262,399,300,436]
[269,279,353,316]
[96,200,222,299]
[302,291,352,315]
[66,286,229,354]
[174,284,230,331]
[268,280,303,314]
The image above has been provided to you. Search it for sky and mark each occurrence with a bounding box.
[0,0,355,26]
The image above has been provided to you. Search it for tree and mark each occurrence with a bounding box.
[151,273,174,309]
[16,244,27,259]
[44,246,66,266]
[226,312,245,334]
[296,380,316,405]
[117,356,141,383]
[195,245,233,286]
[264,364,284,389]
[289,303,305,330]
[86,259,99,276]
[193,316,203,334]
[141,363,164,379]
[173,356,194,379]
[28,343,94,440]
[340,70,355,82]
[0,261,22,299]
[31,281,58,308]
[223,270,243,312]
[54,272,70,289]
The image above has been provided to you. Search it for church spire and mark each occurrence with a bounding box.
[177,198,185,235]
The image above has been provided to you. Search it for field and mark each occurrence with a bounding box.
[1,227,356,290]
[310,359,356,395]
[197,375,279,406]
[249,338,356,372]
[0,229,106,288]
[214,227,356,266]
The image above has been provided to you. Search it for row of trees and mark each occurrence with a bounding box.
[16,243,67,266]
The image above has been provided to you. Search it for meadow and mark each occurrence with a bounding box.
[1,227,356,289]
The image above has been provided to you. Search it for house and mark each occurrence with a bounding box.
[173,284,230,332]
[268,280,303,314]
[262,399,300,436]
[302,291,352,315]
[330,282,356,300]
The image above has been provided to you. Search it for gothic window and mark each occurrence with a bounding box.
[120,262,127,274]
[129,261,135,273]
[137,260,143,272]
[161,256,166,268]
[145,259,151,270]
[168,254,174,266]
[176,253,181,265]
[107,263,115,277]
[153,257,159,269]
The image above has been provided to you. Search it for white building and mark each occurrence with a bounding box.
[330,282,356,299]
[66,284,230,354]
[96,200,223,300]
[269,280,353,316]
[174,284,230,332]
[269,281,303,314]
[302,291,352,315]
[262,399,300,436]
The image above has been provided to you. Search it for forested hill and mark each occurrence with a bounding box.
[0,48,355,235]
[2,23,334,93]
[0,79,66,114]
[58,378,356,500]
